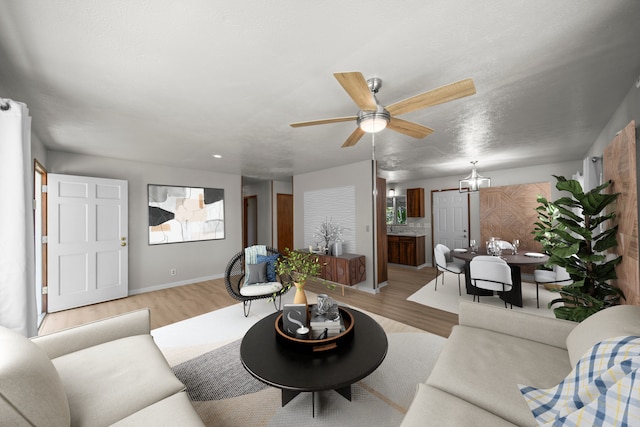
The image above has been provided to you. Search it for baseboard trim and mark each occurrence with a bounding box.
[128,274,224,296]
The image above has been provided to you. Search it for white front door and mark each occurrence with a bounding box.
[432,190,469,250]
[47,174,128,312]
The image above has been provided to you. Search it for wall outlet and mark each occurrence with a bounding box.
[170,268,177,276]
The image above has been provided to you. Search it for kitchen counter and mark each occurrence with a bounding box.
[387,231,427,237]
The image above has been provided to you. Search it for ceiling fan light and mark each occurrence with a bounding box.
[359,117,388,133]
[357,108,391,133]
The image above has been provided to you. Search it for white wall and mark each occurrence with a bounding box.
[31,133,47,166]
[47,151,242,295]
[293,160,376,292]
[585,82,640,190]
[389,159,583,265]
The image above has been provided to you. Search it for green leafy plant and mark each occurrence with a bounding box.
[274,248,336,298]
[533,175,624,322]
[276,248,323,286]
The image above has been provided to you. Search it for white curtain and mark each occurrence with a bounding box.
[0,99,36,337]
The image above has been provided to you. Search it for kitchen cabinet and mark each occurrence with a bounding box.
[387,235,425,266]
[407,188,425,217]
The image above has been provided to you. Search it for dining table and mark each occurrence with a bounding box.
[451,249,549,307]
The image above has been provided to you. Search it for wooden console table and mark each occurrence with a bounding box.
[304,252,366,294]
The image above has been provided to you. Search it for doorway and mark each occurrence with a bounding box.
[47,174,129,312]
[276,193,293,252]
[432,189,470,251]
[34,160,47,325]
[244,195,257,248]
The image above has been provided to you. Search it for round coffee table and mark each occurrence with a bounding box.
[240,306,388,417]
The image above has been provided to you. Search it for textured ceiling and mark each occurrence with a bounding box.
[1,1,639,183]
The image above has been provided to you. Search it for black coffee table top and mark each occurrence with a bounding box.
[240,307,388,392]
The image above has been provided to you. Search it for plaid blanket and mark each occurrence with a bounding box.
[519,335,640,426]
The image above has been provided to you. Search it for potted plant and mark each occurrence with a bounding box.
[533,175,624,322]
[276,248,323,305]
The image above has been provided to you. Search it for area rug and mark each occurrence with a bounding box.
[151,292,446,426]
[407,272,558,318]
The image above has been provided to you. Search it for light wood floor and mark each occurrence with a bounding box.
[39,264,459,338]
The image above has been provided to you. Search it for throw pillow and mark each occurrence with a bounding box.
[256,253,280,282]
[244,245,267,286]
[519,335,640,426]
[245,262,267,285]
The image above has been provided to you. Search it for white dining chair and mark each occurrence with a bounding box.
[469,255,513,308]
[533,265,573,308]
[433,244,465,296]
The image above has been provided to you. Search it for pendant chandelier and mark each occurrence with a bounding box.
[459,161,491,193]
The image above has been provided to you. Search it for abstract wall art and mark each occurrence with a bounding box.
[148,184,225,245]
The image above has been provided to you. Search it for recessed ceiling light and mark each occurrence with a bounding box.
[212,154,222,159]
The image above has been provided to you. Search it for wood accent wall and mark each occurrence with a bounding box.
[480,182,550,273]
[604,120,639,306]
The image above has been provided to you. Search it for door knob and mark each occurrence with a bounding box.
[121,242,127,247]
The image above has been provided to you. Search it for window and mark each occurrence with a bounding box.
[386,196,407,225]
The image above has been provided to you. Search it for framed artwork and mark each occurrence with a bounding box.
[148,184,225,245]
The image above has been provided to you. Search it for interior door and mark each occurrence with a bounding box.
[47,174,128,312]
[276,193,293,252]
[432,189,470,250]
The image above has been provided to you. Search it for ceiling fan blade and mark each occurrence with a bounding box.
[290,116,357,128]
[386,78,476,116]
[387,117,434,138]
[334,72,378,111]
[341,127,365,148]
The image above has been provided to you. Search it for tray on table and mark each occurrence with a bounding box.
[275,306,354,353]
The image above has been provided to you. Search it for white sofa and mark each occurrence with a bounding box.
[0,309,204,427]
[401,301,640,426]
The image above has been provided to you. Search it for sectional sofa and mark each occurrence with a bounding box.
[0,309,204,426]
[401,301,640,426]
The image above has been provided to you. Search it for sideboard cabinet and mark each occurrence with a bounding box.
[313,253,366,288]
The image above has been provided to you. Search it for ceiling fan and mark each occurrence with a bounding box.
[290,72,476,148]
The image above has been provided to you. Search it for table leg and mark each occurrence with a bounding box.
[335,385,352,401]
[281,389,300,407]
[281,386,351,418]
[499,266,523,307]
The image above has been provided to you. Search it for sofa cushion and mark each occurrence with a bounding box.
[426,325,572,427]
[111,392,204,426]
[400,383,518,427]
[240,281,283,296]
[458,301,575,349]
[0,326,70,427]
[52,334,186,426]
[566,304,640,366]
